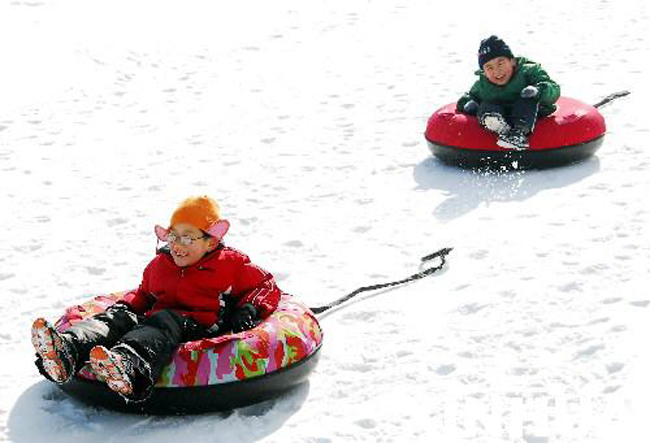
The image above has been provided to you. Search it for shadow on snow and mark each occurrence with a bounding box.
[412,155,601,221]
[8,379,310,443]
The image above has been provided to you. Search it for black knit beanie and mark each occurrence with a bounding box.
[478,35,514,68]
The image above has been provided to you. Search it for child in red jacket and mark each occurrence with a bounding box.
[31,196,281,402]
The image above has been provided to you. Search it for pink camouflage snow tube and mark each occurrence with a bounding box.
[55,291,323,388]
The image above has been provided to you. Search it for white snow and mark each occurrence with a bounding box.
[1,0,649,441]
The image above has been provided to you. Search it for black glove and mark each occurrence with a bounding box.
[462,99,479,114]
[105,302,135,315]
[230,303,258,333]
[520,85,540,99]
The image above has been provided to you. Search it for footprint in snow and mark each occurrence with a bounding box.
[601,297,622,304]
[85,266,106,276]
[458,303,488,315]
[588,317,610,325]
[469,249,488,259]
[340,362,372,373]
[606,362,624,374]
[341,310,378,322]
[106,217,128,227]
[558,282,582,293]
[435,364,456,375]
[574,344,605,359]
[354,418,377,429]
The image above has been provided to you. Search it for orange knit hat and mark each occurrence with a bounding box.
[169,195,221,231]
[154,195,230,243]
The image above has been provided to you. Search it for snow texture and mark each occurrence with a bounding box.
[1,0,649,442]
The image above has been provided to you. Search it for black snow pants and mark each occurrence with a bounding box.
[36,304,205,400]
[477,97,543,134]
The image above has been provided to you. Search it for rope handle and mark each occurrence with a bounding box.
[593,90,630,108]
[310,247,453,314]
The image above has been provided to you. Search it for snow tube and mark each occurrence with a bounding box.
[54,291,323,415]
[424,97,606,169]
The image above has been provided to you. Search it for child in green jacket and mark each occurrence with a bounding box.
[457,35,561,150]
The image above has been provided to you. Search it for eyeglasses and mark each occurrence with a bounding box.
[165,232,209,246]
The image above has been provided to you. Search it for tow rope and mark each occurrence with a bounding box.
[310,247,453,314]
[593,90,630,108]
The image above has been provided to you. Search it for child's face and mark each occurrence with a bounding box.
[167,223,216,267]
[482,56,516,85]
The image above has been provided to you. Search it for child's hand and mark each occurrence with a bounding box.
[105,302,135,315]
[463,99,479,114]
[521,86,540,99]
[230,304,258,333]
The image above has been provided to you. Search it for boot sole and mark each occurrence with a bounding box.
[483,117,510,135]
[31,318,70,383]
[497,139,528,151]
[89,346,134,396]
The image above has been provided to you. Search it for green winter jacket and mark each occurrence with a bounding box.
[456,56,561,116]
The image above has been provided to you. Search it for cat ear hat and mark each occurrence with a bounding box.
[154,195,230,243]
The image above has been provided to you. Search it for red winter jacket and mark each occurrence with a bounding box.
[121,245,281,327]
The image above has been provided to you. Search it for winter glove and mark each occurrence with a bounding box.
[462,99,479,114]
[230,303,258,333]
[204,323,222,336]
[520,85,540,99]
[105,302,136,315]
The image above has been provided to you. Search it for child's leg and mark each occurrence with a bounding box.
[494,99,541,150]
[477,102,511,135]
[63,303,139,358]
[31,304,139,384]
[510,97,540,134]
[89,309,202,402]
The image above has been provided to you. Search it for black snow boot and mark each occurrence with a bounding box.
[497,127,530,150]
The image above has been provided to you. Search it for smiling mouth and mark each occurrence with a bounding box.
[172,250,189,259]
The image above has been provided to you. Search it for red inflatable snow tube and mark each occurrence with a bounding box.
[424,97,606,169]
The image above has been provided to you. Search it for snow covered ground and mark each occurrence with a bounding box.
[1,0,649,441]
